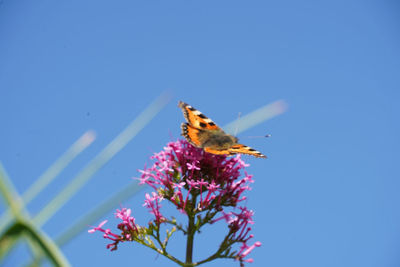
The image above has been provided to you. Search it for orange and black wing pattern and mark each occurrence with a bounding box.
[204,147,235,156]
[228,144,267,158]
[178,101,221,131]
[178,101,267,159]
[181,123,206,147]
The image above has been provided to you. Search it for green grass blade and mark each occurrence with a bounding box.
[0,163,31,261]
[0,220,71,267]
[0,163,24,220]
[56,181,143,247]
[23,220,71,267]
[23,131,96,208]
[0,221,25,259]
[223,99,288,135]
[25,234,43,266]
[0,223,40,262]
[0,165,69,266]
[0,131,96,231]
[25,182,143,266]
[33,91,172,227]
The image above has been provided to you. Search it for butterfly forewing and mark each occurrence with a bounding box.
[178,101,221,131]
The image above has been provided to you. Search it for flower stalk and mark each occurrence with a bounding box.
[185,211,195,265]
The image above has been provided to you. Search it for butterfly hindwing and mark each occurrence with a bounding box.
[181,123,203,147]
[228,144,267,158]
[181,123,212,148]
[204,147,235,156]
[178,101,221,131]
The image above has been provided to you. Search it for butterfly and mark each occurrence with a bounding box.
[178,101,267,158]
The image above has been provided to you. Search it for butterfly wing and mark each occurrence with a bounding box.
[178,101,221,131]
[204,147,235,156]
[228,144,267,158]
[181,123,207,147]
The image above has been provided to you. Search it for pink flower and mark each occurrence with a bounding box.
[186,161,200,170]
[143,192,165,224]
[88,220,108,233]
[236,241,262,263]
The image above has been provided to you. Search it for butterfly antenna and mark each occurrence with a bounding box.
[242,134,271,139]
[234,112,241,136]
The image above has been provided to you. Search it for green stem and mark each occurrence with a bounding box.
[137,238,184,266]
[185,213,195,265]
[194,231,235,266]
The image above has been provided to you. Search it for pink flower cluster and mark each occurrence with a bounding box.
[89,139,261,265]
[88,207,141,251]
[143,192,165,224]
[139,140,254,212]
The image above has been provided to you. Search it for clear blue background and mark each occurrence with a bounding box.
[1,0,399,266]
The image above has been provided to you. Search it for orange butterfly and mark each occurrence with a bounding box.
[178,101,267,158]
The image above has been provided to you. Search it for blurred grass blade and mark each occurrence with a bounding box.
[23,131,96,207]
[0,220,71,267]
[0,164,69,266]
[0,221,25,259]
[25,181,143,266]
[22,221,71,267]
[33,91,172,226]
[56,181,143,247]
[0,163,29,261]
[223,100,288,135]
[0,131,96,230]
[0,163,25,221]
[25,235,43,266]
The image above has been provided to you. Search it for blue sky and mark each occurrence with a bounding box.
[1,0,400,266]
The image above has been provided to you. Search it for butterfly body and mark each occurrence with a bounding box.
[178,101,266,158]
